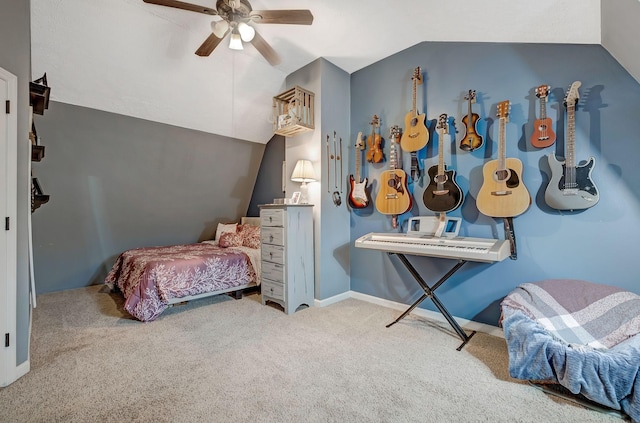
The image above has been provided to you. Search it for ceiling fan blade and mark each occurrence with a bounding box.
[143,0,218,16]
[195,31,227,56]
[250,31,281,66]
[249,10,313,25]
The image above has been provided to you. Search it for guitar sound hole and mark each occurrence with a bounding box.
[495,169,509,181]
[410,117,418,127]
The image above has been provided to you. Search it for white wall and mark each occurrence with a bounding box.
[601,0,640,83]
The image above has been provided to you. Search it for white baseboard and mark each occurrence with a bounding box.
[316,290,504,339]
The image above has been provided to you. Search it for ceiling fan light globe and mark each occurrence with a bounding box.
[211,20,229,38]
[237,22,255,42]
[229,33,244,50]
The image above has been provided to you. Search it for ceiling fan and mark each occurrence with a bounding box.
[142,0,314,65]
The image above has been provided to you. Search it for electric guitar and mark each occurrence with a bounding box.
[477,100,531,218]
[531,84,556,148]
[348,132,370,209]
[400,67,429,153]
[376,125,412,216]
[366,115,384,163]
[460,89,484,151]
[423,114,464,213]
[544,81,599,210]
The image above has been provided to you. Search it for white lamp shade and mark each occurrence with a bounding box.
[211,20,229,38]
[237,22,255,42]
[229,32,243,50]
[291,159,317,182]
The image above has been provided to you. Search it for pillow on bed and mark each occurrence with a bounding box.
[218,232,244,248]
[214,222,237,241]
[238,224,261,249]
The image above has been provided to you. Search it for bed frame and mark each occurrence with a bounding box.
[167,216,261,306]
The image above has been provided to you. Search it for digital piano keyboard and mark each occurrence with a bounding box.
[355,232,510,263]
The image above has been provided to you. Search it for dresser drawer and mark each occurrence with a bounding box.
[261,209,285,227]
[262,244,285,265]
[261,226,284,246]
[262,278,285,301]
[262,261,284,282]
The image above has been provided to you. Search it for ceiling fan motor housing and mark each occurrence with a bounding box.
[217,0,252,20]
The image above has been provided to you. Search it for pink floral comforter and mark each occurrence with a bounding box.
[105,242,259,322]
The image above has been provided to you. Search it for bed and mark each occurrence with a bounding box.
[105,217,261,322]
[500,279,640,421]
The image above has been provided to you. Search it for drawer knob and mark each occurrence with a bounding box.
[269,216,273,222]
[269,252,273,259]
[269,235,273,242]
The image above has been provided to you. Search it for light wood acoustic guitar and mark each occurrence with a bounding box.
[423,114,464,213]
[348,132,370,209]
[477,100,531,218]
[459,89,484,152]
[530,84,556,148]
[544,81,599,210]
[400,67,429,153]
[376,125,412,216]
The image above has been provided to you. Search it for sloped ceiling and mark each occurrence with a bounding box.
[30,0,601,144]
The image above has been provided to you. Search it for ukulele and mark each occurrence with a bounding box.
[460,89,484,151]
[366,115,384,163]
[375,125,412,217]
[477,100,531,218]
[423,114,464,213]
[531,85,556,148]
[544,81,599,210]
[400,67,429,153]
[348,132,370,209]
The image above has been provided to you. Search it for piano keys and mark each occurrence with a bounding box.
[355,232,510,263]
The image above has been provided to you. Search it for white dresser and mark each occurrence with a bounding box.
[259,204,314,314]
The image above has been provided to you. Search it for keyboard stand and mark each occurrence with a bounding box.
[386,253,476,351]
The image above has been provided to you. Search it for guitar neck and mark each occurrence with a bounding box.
[539,96,547,120]
[566,103,576,169]
[411,78,417,117]
[389,139,397,171]
[355,144,361,182]
[498,117,507,171]
[437,129,445,175]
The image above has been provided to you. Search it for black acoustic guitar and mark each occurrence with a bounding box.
[423,114,464,213]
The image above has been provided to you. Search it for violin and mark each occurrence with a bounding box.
[366,115,383,163]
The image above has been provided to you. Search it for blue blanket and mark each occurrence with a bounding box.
[502,307,640,422]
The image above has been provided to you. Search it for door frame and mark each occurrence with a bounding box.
[0,67,18,387]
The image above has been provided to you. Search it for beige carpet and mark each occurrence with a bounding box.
[0,286,626,422]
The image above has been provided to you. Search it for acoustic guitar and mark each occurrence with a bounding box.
[477,101,531,218]
[348,132,370,209]
[400,67,429,153]
[366,115,383,163]
[460,89,484,152]
[376,125,412,216]
[531,84,556,148]
[544,81,599,210]
[423,114,464,213]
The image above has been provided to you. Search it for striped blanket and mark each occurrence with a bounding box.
[501,279,640,350]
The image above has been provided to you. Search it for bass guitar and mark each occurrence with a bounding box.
[366,115,384,163]
[376,125,412,217]
[460,89,484,151]
[531,84,556,148]
[348,132,370,209]
[423,114,464,213]
[477,100,531,218]
[400,67,429,153]
[544,81,599,210]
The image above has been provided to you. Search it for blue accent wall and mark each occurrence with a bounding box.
[349,42,640,325]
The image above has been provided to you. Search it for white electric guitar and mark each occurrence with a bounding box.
[545,81,599,210]
[348,132,369,209]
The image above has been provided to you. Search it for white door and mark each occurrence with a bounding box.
[0,67,18,387]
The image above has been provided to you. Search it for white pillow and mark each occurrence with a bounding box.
[215,222,237,241]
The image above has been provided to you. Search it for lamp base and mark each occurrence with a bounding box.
[299,182,309,204]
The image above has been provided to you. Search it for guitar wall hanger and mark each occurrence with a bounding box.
[326,131,344,206]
